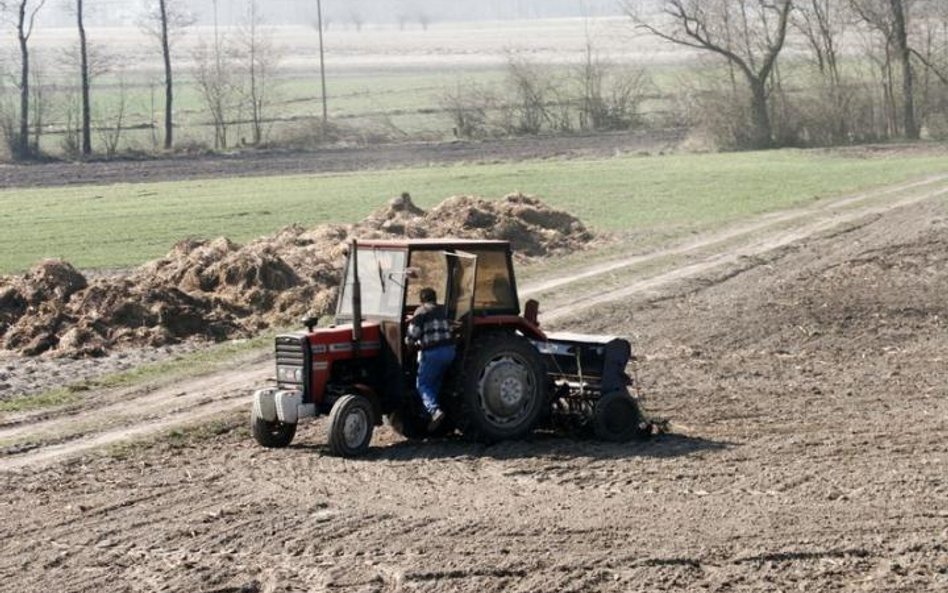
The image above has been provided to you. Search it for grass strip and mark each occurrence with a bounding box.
[2,149,946,273]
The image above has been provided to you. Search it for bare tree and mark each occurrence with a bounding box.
[850,1,899,136]
[27,56,50,153]
[192,42,234,149]
[911,1,948,137]
[793,0,851,142]
[625,0,792,149]
[890,0,919,138]
[575,42,649,131]
[794,0,845,86]
[193,0,236,149]
[0,36,16,156]
[75,0,90,155]
[95,76,128,158]
[1,0,47,158]
[58,37,111,156]
[140,0,193,150]
[416,11,431,31]
[504,54,555,134]
[850,0,919,139]
[236,0,280,146]
[910,1,948,84]
[440,81,493,138]
[349,9,364,32]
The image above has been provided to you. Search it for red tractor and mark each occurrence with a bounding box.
[251,239,648,456]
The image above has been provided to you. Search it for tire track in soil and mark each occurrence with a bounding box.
[1,175,947,472]
[520,174,948,298]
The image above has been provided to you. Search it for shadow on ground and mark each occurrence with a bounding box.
[293,432,732,462]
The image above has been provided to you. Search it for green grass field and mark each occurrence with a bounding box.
[37,67,508,154]
[1,149,946,274]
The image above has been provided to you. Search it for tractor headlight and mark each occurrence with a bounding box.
[277,366,304,383]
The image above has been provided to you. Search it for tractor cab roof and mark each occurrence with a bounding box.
[354,239,511,250]
[338,238,520,322]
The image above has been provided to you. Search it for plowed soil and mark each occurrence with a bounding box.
[1,185,947,592]
[0,130,684,189]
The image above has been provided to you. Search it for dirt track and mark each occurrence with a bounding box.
[1,178,947,592]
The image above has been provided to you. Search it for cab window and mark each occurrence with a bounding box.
[337,248,407,319]
[472,250,517,312]
[406,250,448,308]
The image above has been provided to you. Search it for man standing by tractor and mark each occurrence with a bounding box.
[407,287,456,431]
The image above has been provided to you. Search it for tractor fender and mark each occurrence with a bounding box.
[472,315,546,341]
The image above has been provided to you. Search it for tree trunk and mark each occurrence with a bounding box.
[889,0,919,139]
[749,78,773,149]
[17,3,30,158]
[77,0,92,156]
[159,0,173,150]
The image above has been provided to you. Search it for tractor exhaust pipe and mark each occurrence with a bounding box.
[350,239,363,345]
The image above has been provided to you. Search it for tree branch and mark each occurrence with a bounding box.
[25,0,47,40]
[910,47,948,85]
[630,0,756,81]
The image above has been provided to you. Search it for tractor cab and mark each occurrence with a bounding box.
[334,239,523,363]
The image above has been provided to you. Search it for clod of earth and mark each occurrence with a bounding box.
[0,193,593,358]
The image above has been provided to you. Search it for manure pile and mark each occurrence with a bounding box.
[0,193,593,358]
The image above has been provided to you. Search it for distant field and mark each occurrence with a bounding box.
[14,18,683,154]
[1,149,946,274]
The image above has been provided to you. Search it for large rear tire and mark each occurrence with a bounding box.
[456,332,546,442]
[593,390,649,442]
[251,410,296,448]
[328,394,375,457]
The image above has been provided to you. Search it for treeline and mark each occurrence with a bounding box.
[441,50,651,139]
[441,0,948,150]
[0,0,279,160]
[629,0,948,149]
[2,1,947,161]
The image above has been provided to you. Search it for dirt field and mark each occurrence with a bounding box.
[1,174,946,591]
[0,129,684,189]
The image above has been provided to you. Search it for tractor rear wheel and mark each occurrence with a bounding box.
[251,412,296,449]
[593,391,649,442]
[456,332,546,442]
[328,394,375,457]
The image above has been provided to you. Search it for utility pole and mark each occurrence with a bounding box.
[317,0,328,128]
[77,0,92,156]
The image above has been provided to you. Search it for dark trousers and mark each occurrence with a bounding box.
[416,344,456,414]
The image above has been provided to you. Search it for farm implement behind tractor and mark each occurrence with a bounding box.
[251,239,650,456]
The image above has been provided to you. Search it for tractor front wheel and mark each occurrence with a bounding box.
[251,413,297,449]
[328,394,375,457]
[457,332,546,442]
